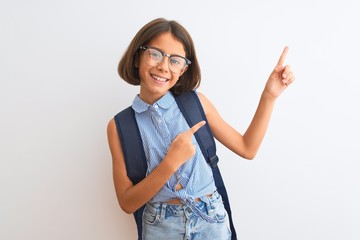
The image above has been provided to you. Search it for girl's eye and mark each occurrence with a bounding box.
[169,57,182,66]
[149,50,162,59]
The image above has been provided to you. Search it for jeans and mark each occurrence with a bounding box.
[142,191,232,240]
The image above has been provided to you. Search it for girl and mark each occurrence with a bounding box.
[107,18,295,240]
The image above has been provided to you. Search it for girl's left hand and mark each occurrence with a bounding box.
[264,46,295,99]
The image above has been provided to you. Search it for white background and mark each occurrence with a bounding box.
[1,0,359,239]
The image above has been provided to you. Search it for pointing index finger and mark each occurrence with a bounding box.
[277,46,289,66]
[188,121,206,135]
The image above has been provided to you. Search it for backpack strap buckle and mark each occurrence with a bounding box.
[208,154,219,168]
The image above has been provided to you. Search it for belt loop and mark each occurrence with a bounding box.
[160,202,167,220]
[200,194,213,216]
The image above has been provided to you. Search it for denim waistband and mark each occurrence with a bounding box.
[147,190,223,223]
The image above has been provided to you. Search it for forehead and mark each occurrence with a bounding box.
[147,32,186,56]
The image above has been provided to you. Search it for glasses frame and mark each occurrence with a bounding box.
[139,46,191,73]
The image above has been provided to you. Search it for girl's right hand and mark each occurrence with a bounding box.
[165,121,206,171]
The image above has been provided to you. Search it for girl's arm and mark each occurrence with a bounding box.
[199,47,295,160]
[107,118,205,213]
[198,91,275,159]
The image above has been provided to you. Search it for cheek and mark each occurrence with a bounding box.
[137,56,145,70]
[137,62,150,79]
[169,72,179,81]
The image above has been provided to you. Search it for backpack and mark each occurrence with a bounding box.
[114,91,237,240]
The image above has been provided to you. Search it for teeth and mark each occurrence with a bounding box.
[152,74,167,82]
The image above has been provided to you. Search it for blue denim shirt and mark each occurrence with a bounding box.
[132,91,217,206]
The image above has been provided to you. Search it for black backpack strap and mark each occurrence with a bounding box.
[114,106,148,184]
[174,91,218,167]
[175,91,238,240]
[114,106,147,240]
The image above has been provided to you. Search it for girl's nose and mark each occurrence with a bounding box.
[156,56,170,72]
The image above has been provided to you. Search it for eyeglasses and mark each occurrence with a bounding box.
[139,46,191,74]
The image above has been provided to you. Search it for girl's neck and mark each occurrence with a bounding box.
[139,91,170,105]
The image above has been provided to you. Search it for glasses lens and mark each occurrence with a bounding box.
[169,57,186,73]
[145,48,162,64]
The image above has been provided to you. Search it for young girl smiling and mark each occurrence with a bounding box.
[107,18,295,240]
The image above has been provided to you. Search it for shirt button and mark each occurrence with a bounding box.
[187,208,192,213]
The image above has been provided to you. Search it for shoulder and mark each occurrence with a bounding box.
[195,91,225,131]
[107,118,116,133]
[196,91,206,100]
[107,117,119,143]
[106,117,124,162]
[107,107,130,135]
[196,91,215,116]
[196,91,207,108]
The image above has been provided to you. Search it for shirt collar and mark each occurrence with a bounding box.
[132,92,175,113]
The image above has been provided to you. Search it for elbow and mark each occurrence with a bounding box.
[241,143,260,160]
[122,208,135,215]
[237,151,256,160]
[243,154,256,160]
[119,198,142,214]
[236,141,258,160]
[115,186,142,214]
[241,150,257,160]
[120,203,136,214]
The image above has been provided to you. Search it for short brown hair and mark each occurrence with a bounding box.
[118,18,201,95]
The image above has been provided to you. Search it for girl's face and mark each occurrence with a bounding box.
[138,32,187,104]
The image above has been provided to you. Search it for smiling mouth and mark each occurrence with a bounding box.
[151,74,169,83]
